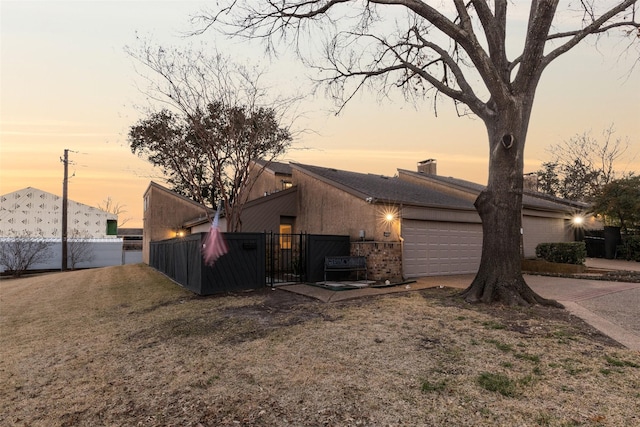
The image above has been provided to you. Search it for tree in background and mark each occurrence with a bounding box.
[0,230,53,278]
[199,1,640,305]
[591,175,640,233]
[127,44,296,231]
[67,229,96,270]
[98,197,131,227]
[535,126,632,201]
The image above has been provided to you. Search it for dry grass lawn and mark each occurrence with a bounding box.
[1,264,639,426]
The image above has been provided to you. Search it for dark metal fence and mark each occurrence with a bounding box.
[264,233,351,285]
[150,232,265,295]
[150,232,351,295]
[266,233,307,286]
[305,234,351,283]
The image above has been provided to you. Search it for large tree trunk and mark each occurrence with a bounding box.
[460,100,562,307]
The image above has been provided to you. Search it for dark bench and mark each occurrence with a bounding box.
[324,256,367,282]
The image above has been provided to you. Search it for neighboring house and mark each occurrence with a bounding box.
[0,187,123,272]
[143,159,594,280]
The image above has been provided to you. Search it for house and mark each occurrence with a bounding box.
[0,187,123,272]
[142,182,217,264]
[246,159,294,200]
[143,159,594,280]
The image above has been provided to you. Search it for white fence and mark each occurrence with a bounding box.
[0,238,141,273]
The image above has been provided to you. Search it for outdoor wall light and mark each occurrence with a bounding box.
[176,229,186,238]
[385,212,395,222]
[572,216,584,226]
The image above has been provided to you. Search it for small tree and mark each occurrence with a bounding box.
[127,44,296,231]
[0,231,53,278]
[67,229,96,270]
[591,175,640,233]
[536,126,631,201]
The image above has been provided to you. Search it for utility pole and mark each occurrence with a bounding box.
[61,149,69,271]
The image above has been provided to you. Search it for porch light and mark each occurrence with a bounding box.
[572,215,584,226]
[385,212,395,222]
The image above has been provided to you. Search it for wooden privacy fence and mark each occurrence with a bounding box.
[150,232,350,295]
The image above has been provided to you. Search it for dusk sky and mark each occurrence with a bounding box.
[2,1,639,228]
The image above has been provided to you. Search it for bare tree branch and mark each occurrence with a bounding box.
[127,43,299,230]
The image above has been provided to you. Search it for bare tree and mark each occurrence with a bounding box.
[0,230,53,278]
[127,43,297,231]
[536,125,632,201]
[98,197,131,227]
[67,229,96,270]
[198,1,640,305]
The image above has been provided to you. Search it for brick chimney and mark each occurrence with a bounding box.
[417,159,437,175]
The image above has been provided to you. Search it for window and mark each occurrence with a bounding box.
[279,224,292,249]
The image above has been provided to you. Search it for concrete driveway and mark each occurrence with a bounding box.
[526,258,640,351]
[280,258,640,351]
[524,274,640,351]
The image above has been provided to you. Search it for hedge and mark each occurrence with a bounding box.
[535,242,586,265]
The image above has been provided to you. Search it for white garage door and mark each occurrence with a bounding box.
[522,216,568,258]
[403,220,482,277]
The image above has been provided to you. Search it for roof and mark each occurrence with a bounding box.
[252,159,293,176]
[292,163,476,210]
[144,181,217,227]
[117,228,143,236]
[397,169,588,213]
[145,181,215,212]
[1,186,116,219]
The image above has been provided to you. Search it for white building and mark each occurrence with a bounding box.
[0,187,118,238]
[1,187,124,273]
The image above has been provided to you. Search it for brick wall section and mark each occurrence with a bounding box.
[351,241,403,282]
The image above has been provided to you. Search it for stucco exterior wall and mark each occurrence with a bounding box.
[241,187,297,233]
[293,169,398,241]
[247,171,289,201]
[142,183,210,264]
[521,210,596,258]
[246,162,293,202]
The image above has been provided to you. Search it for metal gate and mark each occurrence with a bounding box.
[266,233,308,286]
[265,233,351,286]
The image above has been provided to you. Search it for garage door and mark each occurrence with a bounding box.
[522,216,567,258]
[402,220,482,277]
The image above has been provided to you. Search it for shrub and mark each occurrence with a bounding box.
[617,235,640,261]
[535,242,586,265]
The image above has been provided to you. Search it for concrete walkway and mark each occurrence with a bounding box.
[279,258,640,351]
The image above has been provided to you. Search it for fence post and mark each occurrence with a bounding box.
[269,231,275,287]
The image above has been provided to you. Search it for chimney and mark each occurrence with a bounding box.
[417,158,437,175]
[523,173,538,192]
